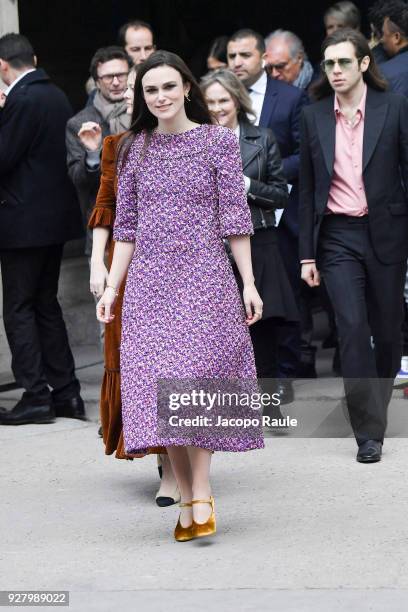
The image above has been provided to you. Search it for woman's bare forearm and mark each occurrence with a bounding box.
[106,241,135,289]
[228,235,255,287]
[91,227,110,263]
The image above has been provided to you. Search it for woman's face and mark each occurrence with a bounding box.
[124,69,137,114]
[142,65,190,122]
[207,56,227,71]
[204,81,238,129]
[325,15,345,37]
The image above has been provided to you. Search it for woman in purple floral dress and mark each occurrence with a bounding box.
[97,51,264,542]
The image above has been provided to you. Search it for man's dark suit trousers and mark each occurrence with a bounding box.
[0,245,80,404]
[317,214,406,444]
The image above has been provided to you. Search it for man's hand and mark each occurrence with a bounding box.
[301,262,321,287]
[0,91,7,108]
[78,121,102,151]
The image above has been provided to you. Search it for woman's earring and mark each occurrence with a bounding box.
[185,92,191,102]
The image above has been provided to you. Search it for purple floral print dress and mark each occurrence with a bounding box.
[113,124,264,453]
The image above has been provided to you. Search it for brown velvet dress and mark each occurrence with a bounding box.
[88,134,165,459]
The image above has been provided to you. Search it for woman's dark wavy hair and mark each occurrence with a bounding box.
[116,50,213,170]
[310,28,388,100]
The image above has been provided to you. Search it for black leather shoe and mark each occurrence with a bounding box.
[276,380,294,405]
[357,440,382,463]
[0,400,55,425]
[53,395,87,420]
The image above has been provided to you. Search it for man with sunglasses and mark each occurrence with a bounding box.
[300,29,408,463]
[66,46,131,250]
[264,30,314,91]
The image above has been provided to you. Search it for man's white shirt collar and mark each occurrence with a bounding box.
[248,71,267,125]
[4,68,36,96]
[249,70,267,95]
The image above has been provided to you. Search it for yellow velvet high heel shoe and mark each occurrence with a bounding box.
[174,502,194,542]
[191,496,216,538]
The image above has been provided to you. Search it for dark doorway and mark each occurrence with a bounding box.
[18,0,376,110]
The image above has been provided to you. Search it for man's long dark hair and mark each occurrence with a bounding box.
[310,28,388,100]
[116,50,212,169]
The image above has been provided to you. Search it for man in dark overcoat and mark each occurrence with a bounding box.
[0,33,85,424]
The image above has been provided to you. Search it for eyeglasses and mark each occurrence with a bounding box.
[320,57,360,73]
[97,72,129,84]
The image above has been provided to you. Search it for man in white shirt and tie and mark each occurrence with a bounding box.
[227,29,309,404]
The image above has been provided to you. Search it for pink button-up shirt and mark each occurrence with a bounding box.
[327,84,368,216]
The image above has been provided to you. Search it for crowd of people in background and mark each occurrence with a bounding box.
[0,1,408,474]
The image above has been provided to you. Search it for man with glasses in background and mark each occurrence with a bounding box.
[300,29,408,463]
[66,46,131,250]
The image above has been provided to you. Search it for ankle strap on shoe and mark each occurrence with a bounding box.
[192,497,213,506]
[179,502,192,508]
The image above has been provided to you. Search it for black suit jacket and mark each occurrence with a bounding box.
[0,69,83,249]
[299,87,408,264]
[258,76,308,240]
[239,121,288,230]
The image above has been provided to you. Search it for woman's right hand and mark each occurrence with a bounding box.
[78,121,102,151]
[90,260,109,298]
[96,286,118,324]
[243,282,263,326]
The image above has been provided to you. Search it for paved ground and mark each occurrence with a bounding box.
[1,341,408,611]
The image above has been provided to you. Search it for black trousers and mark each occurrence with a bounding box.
[250,317,281,404]
[318,215,406,444]
[0,245,80,404]
[250,318,279,379]
[276,228,301,378]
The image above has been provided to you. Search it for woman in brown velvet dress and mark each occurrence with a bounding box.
[81,68,180,506]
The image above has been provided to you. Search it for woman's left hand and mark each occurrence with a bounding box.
[243,283,263,326]
[96,286,117,324]
[90,260,109,298]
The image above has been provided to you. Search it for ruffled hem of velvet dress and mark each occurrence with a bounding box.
[100,369,166,459]
[89,206,166,459]
[88,206,115,230]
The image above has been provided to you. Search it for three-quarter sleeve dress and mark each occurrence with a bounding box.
[113,124,265,454]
